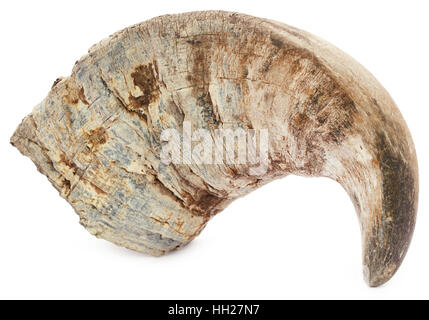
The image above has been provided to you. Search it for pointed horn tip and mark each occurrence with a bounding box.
[363,262,400,287]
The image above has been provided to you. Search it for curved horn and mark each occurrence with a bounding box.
[10,11,418,286]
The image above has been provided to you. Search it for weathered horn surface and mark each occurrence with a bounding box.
[11,11,418,286]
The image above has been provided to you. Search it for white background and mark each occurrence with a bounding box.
[0,0,428,299]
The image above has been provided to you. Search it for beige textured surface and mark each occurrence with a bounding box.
[11,11,418,286]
